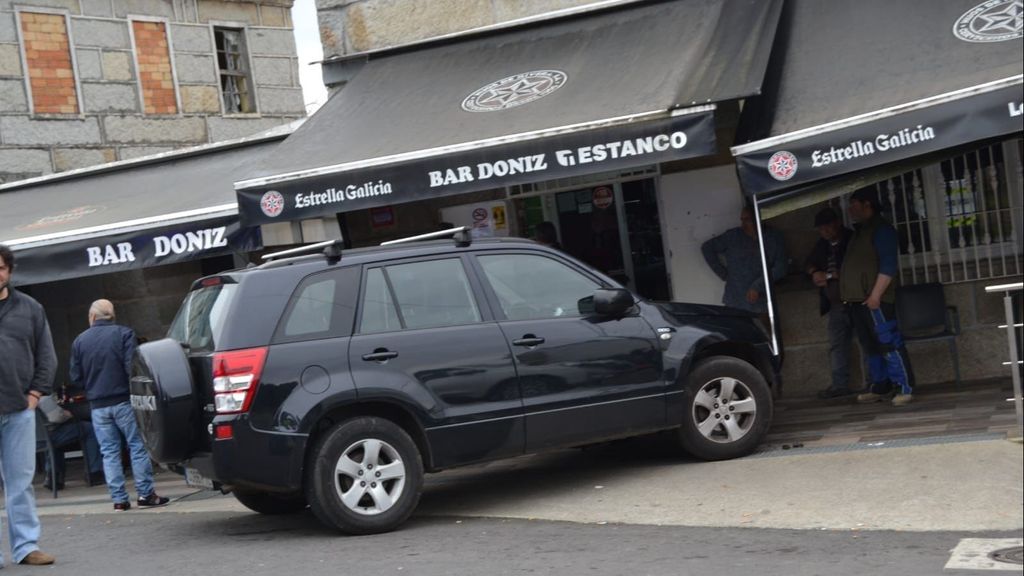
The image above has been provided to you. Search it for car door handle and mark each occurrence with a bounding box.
[512,335,545,347]
[362,349,398,362]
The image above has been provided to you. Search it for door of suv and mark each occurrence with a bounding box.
[471,251,665,451]
[348,256,523,469]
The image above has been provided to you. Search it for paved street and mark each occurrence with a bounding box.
[5,435,1021,575]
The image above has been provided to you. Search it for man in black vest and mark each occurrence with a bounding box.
[840,190,915,406]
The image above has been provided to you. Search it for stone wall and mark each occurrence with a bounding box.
[0,0,305,183]
[316,0,602,59]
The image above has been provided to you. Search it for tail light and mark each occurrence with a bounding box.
[212,347,268,414]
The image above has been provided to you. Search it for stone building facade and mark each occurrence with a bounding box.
[0,0,305,182]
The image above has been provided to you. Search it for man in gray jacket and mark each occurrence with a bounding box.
[0,244,57,566]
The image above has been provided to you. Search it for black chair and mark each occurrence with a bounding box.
[34,410,59,499]
[895,282,962,389]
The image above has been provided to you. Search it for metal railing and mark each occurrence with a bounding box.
[985,281,1023,438]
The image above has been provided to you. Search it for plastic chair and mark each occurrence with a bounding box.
[34,410,59,499]
[895,282,962,389]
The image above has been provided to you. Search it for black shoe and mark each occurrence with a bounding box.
[113,501,131,512]
[88,472,106,487]
[817,387,855,400]
[42,478,65,491]
[138,493,169,507]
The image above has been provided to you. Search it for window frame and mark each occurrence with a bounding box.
[14,6,84,118]
[354,255,490,335]
[209,22,259,116]
[469,250,609,322]
[127,15,183,116]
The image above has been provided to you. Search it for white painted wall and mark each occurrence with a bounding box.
[658,165,746,304]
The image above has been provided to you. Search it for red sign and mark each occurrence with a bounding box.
[592,186,614,209]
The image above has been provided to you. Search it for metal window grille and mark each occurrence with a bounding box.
[859,138,1024,285]
[214,27,254,114]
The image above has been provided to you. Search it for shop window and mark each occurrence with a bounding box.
[852,138,1023,284]
[214,27,255,114]
[17,10,80,115]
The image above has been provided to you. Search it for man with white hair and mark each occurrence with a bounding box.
[70,299,168,511]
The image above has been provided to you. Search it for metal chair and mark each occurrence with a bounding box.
[34,410,59,499]
[895,282,962,389]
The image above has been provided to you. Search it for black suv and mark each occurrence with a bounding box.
[132,229,779,534]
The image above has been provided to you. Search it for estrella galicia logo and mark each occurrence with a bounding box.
[767,151,798,181]
[462,70,568,112]
[260,190,285,218]
[954,0,1023,43]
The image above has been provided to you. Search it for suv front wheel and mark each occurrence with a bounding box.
[306,416,424,534]
[677,356,772,461]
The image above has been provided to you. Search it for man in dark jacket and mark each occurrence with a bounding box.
[841,190,915,406]
[0,244,57,566]
[70,299,168,511]
[805,208,855,399]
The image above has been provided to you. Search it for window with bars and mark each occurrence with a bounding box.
[851,138,1023,285]
[214,27,255,114]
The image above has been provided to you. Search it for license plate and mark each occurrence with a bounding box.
[184,467,214,489]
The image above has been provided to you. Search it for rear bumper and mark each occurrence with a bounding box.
[180,419,308,493]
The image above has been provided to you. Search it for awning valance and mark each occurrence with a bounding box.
[0,132,288,286]
[732,0,1024,197]
[234,0,783,225]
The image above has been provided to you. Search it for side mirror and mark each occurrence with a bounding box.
[592,288,635,317]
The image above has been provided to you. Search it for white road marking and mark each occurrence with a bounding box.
[945,538,1023,571]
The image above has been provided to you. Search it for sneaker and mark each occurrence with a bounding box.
[113,501,131,512]
[892,393,913,407]
[138,493,169,507]
[19,550,55,565]
[856,392,884,403]
[817,387,854,400]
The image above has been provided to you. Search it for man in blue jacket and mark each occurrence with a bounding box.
[70,299,168,511]
[0,244,57,567]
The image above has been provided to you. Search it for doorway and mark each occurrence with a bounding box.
[512,177,670,300]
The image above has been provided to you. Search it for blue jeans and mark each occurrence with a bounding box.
[44,420,103,482]
[0,408,42,565]
[91,402,155,503]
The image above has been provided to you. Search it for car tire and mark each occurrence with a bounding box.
[305,416,423,535]
[676,355,772,461]
[233,489,307,515]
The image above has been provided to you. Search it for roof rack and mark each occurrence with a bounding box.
[381,226,472,248]
[261,238,344,262]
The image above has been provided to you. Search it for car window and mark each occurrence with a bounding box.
[386,259,481,330]
[283,278,336,337]
[477,254,599,320]
[359,268,401,334]
[168,283,236,352]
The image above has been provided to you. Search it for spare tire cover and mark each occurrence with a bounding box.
[131,338,197,463]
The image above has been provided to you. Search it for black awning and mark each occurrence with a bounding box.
[234,0,783,225]
[732,0,1024,197]
[0,134,285,286]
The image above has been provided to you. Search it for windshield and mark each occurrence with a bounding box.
[167,284,237,352]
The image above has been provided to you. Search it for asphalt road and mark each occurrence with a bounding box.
[9,510,1018,576]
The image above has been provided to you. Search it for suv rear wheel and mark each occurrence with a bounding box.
[233,489,307,515]
[305,416,423,534]
[677,356,772,460]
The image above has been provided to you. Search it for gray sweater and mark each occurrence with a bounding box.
[0,288,56,414]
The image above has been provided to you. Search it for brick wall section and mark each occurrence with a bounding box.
[19,12,78,114]
[132,20,177,114]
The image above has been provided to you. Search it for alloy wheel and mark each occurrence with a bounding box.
[691,377,757,444]
[333,438,407,515]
